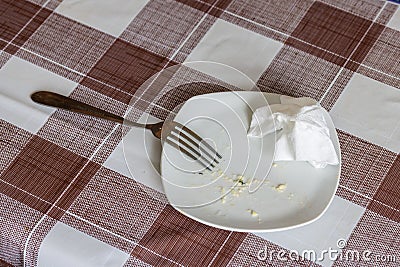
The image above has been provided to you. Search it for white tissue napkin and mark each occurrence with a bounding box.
[247,95,339,168]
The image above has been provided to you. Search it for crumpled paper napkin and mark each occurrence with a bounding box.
[247,95,339,168]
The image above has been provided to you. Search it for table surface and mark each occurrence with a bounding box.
[1,0,399,266]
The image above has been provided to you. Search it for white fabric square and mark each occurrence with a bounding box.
[330,73,400,152]
[55,0,150,37]
[185,19,283,87]
[0,56,77,133]
[38,222,129,267]
[387,7,400,30]
[104,112,164,193]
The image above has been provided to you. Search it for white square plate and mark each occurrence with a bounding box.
[161,91,341,232]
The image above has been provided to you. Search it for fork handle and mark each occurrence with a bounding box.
[31,91,145,128]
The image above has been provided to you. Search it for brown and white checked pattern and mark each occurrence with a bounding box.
[369,155,400,223]
[135,65,242,116]
[131,205,248,267]
[0,194,43,266]
[22,13,116,75]
[120,0,210,59]
[0,52,12,69]
[335,186,371,208]
[376,2,399,24]
[227,233,322,266]
[333,210,400,267]
[36,109,118,159]
[0,120,32,175]
[1,0,400,266]
[257,46,342,100]
[337,130,398,199]
[319,0,384,20]
[363,26,400,78]
[226,0,315,35]
[67,167,167,246]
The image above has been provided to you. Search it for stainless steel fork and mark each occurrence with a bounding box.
[31,91,221,170]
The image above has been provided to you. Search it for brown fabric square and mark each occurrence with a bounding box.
[362,27,400,78]
[176,0,232,17]
[337,130,397,198]
[0,258,13,267]
[227,0,314,35]
[0,39,7,50]
[333,210,400,266]
[48,161,100,220]
[68,168,167,243]
[0,136,88,214]
[367,200,399,223]
[120,0,210,60]
[346,23,385,70]
[175,0,211,13]
[3,43,18,55]
[22,13,115,74]
[0,195,43,266]
[369,155,400,222]
[0,0,41,42]
[82,39,173,103]
[257,46,341,100]
[319,0,384,20]
[132,205,233,266]
[0,120,32,175]
[37,108,117,159]
[176,0,233,17]
[212,232,247,266]
[285,38,347,67]
[290,2,372,59]
[12,8,51,47]
[182,0,232,10]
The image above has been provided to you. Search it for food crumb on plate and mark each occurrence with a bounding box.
[221,196,226,204]
[272,163,278,167]
[273,183,287,192]
[247,209,259,217]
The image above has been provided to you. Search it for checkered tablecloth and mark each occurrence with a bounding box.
[1,0,399,266]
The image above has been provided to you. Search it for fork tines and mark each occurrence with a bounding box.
[165,123,222,171]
